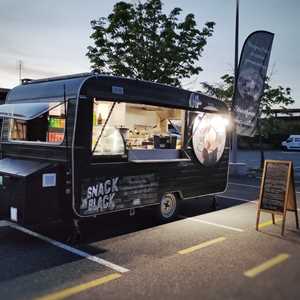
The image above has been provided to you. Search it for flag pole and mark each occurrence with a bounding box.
[231,0,239,167]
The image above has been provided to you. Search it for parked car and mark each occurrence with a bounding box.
[281,135,300,151]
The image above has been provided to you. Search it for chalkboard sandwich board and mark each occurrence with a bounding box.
[256,160,299,235]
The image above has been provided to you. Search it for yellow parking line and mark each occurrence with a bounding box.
[36,273,122,300]
[244,254,289,278]
[178,237,226,255]
[258,217,282,229]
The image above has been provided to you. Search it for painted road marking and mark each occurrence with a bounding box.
[258,217,283,229]
[230,182,259,189]
[244,254,290,278]
[36,273,121,300]
[178,237,226,255]
[7,222,129,274]
[217,195,257,204]
[229,182,300,194]
[179,216,244,232]
[0,221,8,227]
[0,220,8,227]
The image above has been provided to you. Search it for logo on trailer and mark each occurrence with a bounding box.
[189,93,202,109]
[112,86,124,95]
[192,113,227,166]
[81,177,119,213]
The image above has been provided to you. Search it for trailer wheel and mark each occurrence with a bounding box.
[155,192,179,222]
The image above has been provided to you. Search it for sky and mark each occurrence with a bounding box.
[0,0,299,106]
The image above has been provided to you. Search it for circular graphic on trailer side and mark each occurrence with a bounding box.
[192,113,227,166]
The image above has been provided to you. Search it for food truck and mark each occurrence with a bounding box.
[0,73,230,230]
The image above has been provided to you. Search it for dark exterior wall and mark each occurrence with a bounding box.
[0,88,9,104]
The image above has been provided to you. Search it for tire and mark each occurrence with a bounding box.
[154,192,179,222]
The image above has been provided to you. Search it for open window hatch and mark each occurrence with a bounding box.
[0,102,66,144]
[92,100,190,163]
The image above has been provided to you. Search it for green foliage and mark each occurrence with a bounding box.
[201,74,294,114]
[87,0,215,87]
[201,74,234,106]
[261,81,294,116]
[201,73,295,137]
[261,116,300,137]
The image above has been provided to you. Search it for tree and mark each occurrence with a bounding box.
[202,73,295,152]
[86,0,215,87]
[201,74,234,107]
[201,74,294,116]
[202,74,295,169]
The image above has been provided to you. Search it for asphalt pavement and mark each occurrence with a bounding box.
[237,150,300,172]
[1,150,300,300]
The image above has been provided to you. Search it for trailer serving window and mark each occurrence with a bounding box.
[92,100,187,161]
[0,102,66,144]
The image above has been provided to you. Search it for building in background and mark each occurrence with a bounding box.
[0,88,9,104]
[238,107,300,149]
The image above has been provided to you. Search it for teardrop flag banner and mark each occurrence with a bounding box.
[233,31,274,137]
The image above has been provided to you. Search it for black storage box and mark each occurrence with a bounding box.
[0,158,63,225]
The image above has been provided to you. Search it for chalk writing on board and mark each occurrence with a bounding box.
[261,162,289,212]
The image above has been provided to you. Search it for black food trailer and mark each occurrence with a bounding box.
[0,73,230,231]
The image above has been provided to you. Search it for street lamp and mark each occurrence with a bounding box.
[231,0,239,168]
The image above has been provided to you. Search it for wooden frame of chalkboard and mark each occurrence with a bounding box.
[256,160,299,235]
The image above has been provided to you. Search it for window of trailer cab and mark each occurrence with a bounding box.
[92,100,185,160]
[8,102,66,144]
